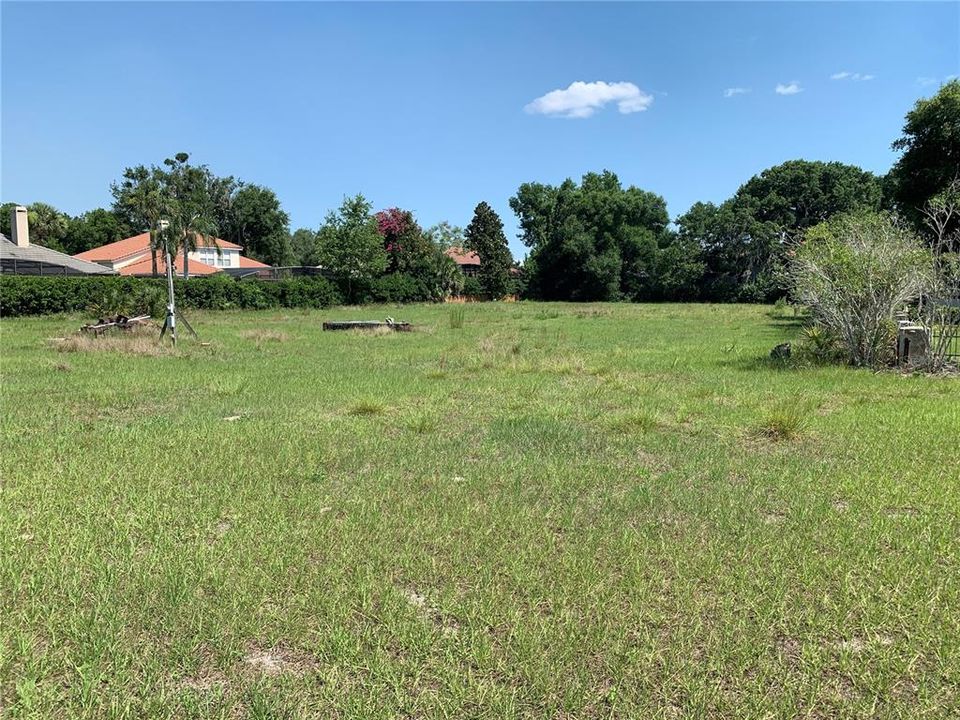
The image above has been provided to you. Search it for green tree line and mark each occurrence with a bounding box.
[3,80,957,304]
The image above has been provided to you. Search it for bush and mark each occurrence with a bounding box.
[794,326,846,364]
[461,276,485,298]
[369,273,431,304]
[0,275,342,317]
[790,212,933,367]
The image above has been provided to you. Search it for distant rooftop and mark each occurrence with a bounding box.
[0,234,116,276]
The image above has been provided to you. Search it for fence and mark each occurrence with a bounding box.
[931,297,960,362]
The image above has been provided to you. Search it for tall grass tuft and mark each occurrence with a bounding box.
[758,399,811,440]
[449,307,466,330]
[348,399,387,416]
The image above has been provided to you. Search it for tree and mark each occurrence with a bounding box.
[0,202,70,251]
[0,202,17,237]
[112,159,236,276]
[375,208,436,275]
[225,184,292,266]
[735,160,883,232]
[162,153,224,279]
[315,195,387,301]
[63,209,127,255]
[676,160,883,301]
[510,171,675,301]
[464,202,513,299]
[111,164,170,276]
[291,228,319,266]
[890,80,960,233]
[675,200,779,301]
[425,221,465,249]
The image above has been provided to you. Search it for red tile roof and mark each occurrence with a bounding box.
[75,232,152,263]
[237,255,270,268]
[117,254,221,277]
[75,233,241,263]
[445,246,481,266]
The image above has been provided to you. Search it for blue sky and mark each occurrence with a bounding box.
[2,2,958,257]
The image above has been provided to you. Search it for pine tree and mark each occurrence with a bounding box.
[464,201,513,299]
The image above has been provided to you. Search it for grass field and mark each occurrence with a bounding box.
[1,302,958,719]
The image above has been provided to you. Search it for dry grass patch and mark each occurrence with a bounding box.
[349,324,395,337]
[239,329,290,343]
[51,328,172,357]
[242,643,320,678]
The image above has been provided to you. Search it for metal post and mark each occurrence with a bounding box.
[165,248,177,345]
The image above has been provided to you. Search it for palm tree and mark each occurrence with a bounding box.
[111,165,167,277]
[162,154,224,278]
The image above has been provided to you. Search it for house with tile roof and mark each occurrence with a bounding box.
[75,232,270,277]
[444,246,481,276]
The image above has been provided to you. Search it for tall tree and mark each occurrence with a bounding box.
[889,79,960,235]
[112,159,235,276]
[676,160,883,301]
[375,208,437,275]
[290,228,319,266]
[225,184,292,266]
[511,171,674,301]
[315,195,387,301]
[464,202,513,299]
[162,153,224,279]
[63,208,127,255]
[111,164,170,276]
[425,221,465,249]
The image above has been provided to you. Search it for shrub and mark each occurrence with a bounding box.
[790,212,933,367]
[461,276,485,298]
[369,273,431,304]
[794,326,846,364]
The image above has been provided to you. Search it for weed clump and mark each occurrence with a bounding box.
[757,400,810,440]
[348,400,387,416]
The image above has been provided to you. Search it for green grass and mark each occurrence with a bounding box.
[1,302,958,719]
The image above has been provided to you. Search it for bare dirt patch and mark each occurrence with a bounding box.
[885,506,920,519]
[178,669,228,692]
[401,586,461,636]
[834,634,894,653]
[241,643,320,677]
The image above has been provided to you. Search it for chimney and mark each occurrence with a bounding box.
[12,205,29,248]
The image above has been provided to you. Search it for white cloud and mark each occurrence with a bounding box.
[723,87,751,98]
[524,81,653,119]
[775,82,803,96]
[831,71,874,81]
[918,75,958,87]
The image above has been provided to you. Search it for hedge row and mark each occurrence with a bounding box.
[0,275,345,317]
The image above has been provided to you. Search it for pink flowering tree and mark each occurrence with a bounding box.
[375,207,435,274]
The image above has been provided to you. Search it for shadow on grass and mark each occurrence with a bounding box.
[766,317,808,329]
